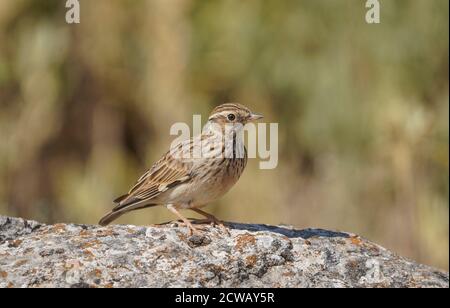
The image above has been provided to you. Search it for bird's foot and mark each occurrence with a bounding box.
[170,219,208,236]
[192,218,230,236]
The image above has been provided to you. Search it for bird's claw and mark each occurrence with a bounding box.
[191,218,230,236]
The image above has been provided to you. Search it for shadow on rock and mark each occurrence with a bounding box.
[226,222,350,239]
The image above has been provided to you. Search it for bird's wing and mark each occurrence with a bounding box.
[112,150,192,211]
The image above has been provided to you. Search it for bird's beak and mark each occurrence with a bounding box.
[248,113,263,122]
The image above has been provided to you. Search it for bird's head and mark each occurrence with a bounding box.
[207,103,263,130]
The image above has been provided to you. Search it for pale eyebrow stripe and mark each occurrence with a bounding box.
[209,110,234,119]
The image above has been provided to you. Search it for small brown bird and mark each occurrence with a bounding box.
[99,103,263,234]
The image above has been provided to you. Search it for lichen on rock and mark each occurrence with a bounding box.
[0,215,448,288]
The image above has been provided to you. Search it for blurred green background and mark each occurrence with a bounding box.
[0,0,448,270]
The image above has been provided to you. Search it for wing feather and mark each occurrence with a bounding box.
[111,150,192,212]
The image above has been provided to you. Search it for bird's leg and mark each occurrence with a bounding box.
[190,208,222,225]
[166,204,200,236]
[190,208,230,235]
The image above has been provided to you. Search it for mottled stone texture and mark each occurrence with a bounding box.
[0,215,448,288]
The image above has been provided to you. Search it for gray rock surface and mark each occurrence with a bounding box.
[0,215,448,288]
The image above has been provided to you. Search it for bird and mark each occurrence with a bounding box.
[99,103,263,235]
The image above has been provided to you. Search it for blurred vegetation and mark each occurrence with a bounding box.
[0,0,448,269]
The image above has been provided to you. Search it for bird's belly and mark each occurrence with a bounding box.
[193,177,236,206]
[158,167,240,208]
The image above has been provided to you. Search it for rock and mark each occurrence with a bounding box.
[0,215,447,288]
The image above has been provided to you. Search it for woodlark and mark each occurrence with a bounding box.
[99,103,263,234]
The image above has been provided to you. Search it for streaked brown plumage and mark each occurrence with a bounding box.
[99,103,263,234]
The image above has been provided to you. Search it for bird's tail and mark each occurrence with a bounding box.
[98,210,127,226]
[98,198,157,226]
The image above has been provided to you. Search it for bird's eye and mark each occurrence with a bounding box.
[227,114,236,121]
